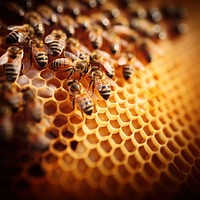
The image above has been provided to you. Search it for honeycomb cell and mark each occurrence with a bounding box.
[121,125,133,136]
[110,119,120,129]
[134,131,146,144]
[160,146,173,161]
[47,78,61,89]
[168,162,186,181]
[32,77,45,88]
[152,154,166,169]
[88,149,101,163]
[119,112,130,123]
[86,134,98,145]
[38,87,53,98]
[124,139,136,153]
[44,152,58,164]
[118,165,130,180]
[59,101,73,115]
[143,162,157,179]
[97,113,109,122]
[100,140,112,153]
[181,149,194,164]
[45,128,59,140]
[55,71,69,80]
[17,75,30,86]
[44,100,57,115]
[53,114,68,127]
[138,146,151,161]
[40,69,54,80]
[102,157,115,170]
[146,137,159,152]
[70,140,78,151]
[25,70,39,79]
[113,147,126,162]
[134,172,151,190]
[98,126,110,137]
[62,128,74,139]
[53,140,67,152]
[108,106,118,115]
[85,118,98,129]
[173,156,191,173]
[167,140,180,154]
[111,132,123,145]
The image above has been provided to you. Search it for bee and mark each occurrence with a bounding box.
[24,11,45,37]
[90,49,115,78]
[135,39,165,63]
[6,24,34,44]
[50,0,65,13]
[101,2,120,19]
[128,2,147,19]
[80,0,97,8]
[77,15,94,30]
[118,52,145,80]
[88,67,117,100]
[0,46,24,82]
[45,29,67,57]
[148,7,163,23]
[90,12,110,29]
[88,25,103,49]
[67,79,94,115]
[59,15,78,37]
[0,82,21,112]
[29,38,48,68]
[37,5,58,25]
[0,105,13,142]
[51,51,90,79]
[22,87,42,123]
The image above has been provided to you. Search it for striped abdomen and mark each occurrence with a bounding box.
[96,79,111,100]
[6,31,19,44]
[4,63,21,82]
[51,58,69,70]
[76,94,93,115]
[34,52,48,68]
[123,65,134,80]
[50,40,63,57]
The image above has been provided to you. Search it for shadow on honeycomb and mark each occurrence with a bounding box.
[0,0,200,200]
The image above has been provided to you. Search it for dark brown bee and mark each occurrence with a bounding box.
[0,46,24,82]
[67,79,94,115]
[45,29,67,57]
[6,24,34,44]
[24,11,45,37]
[22,87,42,123]
[29,38,48,68]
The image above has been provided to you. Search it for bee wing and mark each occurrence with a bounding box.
[95,49,110,58]
[102,60,114,75]
[145,39,165,56]
[42,18,50,25]
[64,51,79,60]
[134,59,146,71]
[106,76,118,88]
[0,51,9,65]
[18,32,28,43]
[45,34,54,43]
[118,56,127,65]
[7,25,21,31]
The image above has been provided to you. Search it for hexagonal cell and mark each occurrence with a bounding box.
[188,143,199,157]
[88,149,101,163]
[40,69,54,80]
[62,154,74,165]
[53,139,67,152]
[38,87,53,98]
[133,131,145,144]
[97,113,109,122]
[113,147,126,162]
[181,149,194,164]
[62,127,74,139]
[131,119,142,129]
[155,132,166,145]
[45,128,59,139]
[124,139,136,153]
[174,135,186,148]
[143,125,154,136]
[118,165,130,180]
[32,77,45,88]
[119,112,130,123]
[160,172,179,191]
[168,162,186,181]
[100,140,112,153]
[98,126,110,137]
[128,155,141,170]
[47,78,61,89]
[134,172,150,190]
[143,162,157,179]
[102,157,115,170]
[91,167,102,183]
[121,125,133,136]
[17,75,30,86]
[111,132,123,144]
[86,134,98,145]
[108,106,118,115]
[160,146,173,161]
[106,176,118,192]
[44,152,58,164]
[151,154,166,169]
[146,137,159,152]
[138,146,151,161]
[54,89,68,101]
[77,159,88,174]
[44,100,57,115]
[173,155,191,173]
[85,118,98,130]
[59,101,73,114]
[53,114,68,127]
[151,120,161,131]
[167,140,179,154]
[25,70,39,79]
[110,119,120,129]
[70,140,78,151]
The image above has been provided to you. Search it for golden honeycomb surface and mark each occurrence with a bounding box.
[0,1,200,200]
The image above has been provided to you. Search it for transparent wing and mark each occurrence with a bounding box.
[7,25,21,31]
[64,51,79,60]
[134,59,146,71]
[105,76,118,88]
[18,32,28,43]
[45,34,54,43]
[102,60,114,75]
[0,51,9,65]
[118,55,127,65]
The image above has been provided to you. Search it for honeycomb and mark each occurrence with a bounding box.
[0,1,200,200]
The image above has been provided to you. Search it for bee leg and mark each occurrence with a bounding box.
[29,44,33,69]
[21,63,25,75]
[66,68,75,79]
[72,98,75,111]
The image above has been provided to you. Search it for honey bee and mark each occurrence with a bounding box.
[135,39,165,63]
[90,49,115,78]
[24,11,45,37]
[51,51,90,79]
[101,2,120,19]
[45,29,67,57]
[59,15,78,37]
[22,87,42,123]
[80,0,97,8]
[118,52,145,80]
[88,67,117,100]
[0,105,13,142]
[148,7,163,23]
[0,46,24,82]
[128,2,147,19]
[90,12,110,29]
[88,25,103,49]
[77,15,94,30]
[67,79,94,115]
[50,0,65,13]
[37,5,58,25]
[6,24,34,44]
[0,82,21,112]
[29,38,48,68]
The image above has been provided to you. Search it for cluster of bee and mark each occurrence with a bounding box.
[0,0,188,117]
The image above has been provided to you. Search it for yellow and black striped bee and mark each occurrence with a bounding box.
[51,51,90,79]
[45,29,67,57]
[67,79,94,116]
[0,82,21,112]
[88,67,117,100]
[29,38,48,68]
[24,11,45,37]
[5,24,34,44]
[118,52,145,80]
[22,87,42,123]
[0,46,24,82]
